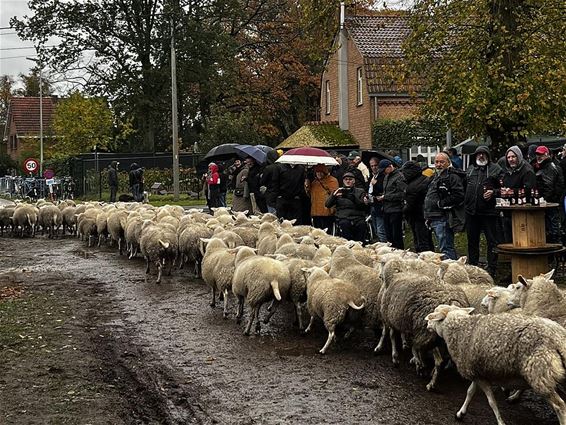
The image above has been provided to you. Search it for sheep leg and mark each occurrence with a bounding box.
[244,305,259,336]
[118,238,123,255]
[156,261,163,284]
[145,257,150,274]
[410,346,426,376]
[320,326,336,355]
[374,326,388,353]
[401,333,409,350]
[426,347,444,391]
[456,381,477,420]
[263,301,279,324]
[295,303,304,330]
[477,380,507,425]
[390,328,400,367]
[303,316,315,334]
[235,296,245,323]
[222,289,229,319]
[210,287,216,308]
[545,391,566,425]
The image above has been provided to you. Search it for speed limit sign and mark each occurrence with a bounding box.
[23,158,39,173]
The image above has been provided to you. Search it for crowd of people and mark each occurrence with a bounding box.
[202,143,566,278]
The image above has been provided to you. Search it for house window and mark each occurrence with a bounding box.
[357,67,363,106]
[325,80,331,115]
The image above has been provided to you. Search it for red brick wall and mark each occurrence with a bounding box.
[347,38,372,150]
[320,49,339,123]
[376,100,417,120]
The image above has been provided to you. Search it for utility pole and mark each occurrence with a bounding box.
[170,16,180,201]
[26,55,44,175]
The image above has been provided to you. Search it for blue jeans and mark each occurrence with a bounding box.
[429,218,457,260]
[371,207,387,242]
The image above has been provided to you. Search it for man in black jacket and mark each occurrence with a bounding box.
[325,172,369,242]
[275,163,306,222]
[108,161,118,202]
[368,157,387,242]
[376,159,406,249]
[260,150,281,214]
[534,145,564,243]
[424,153,464,260]
[401,161,433,252]
[464,146,503,276]
[129,163,144,202]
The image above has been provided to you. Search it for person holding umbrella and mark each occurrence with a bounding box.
[307,164,339,232]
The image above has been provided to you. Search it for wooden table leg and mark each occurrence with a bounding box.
[511,255,549,282]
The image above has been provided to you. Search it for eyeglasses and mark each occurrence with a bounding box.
[343,177,354,180]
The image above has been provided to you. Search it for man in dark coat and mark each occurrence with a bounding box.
[401,161,434,252]
[129,163,144,202]
[534,145,564,243]
[376,159,406,249]
[260,150,281,214]
[243,157,267,214]
[464,146,503,276]
[368,157,387,242]
[275,164,306,222]
[424,152,464,260]
[108,161,118,202]
[325,172,369,242]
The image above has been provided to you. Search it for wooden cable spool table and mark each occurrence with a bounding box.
[496,203,565,281]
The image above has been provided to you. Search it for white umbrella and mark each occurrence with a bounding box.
[276,147,338,166]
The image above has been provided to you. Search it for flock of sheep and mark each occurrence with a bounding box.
[1,198,566,425]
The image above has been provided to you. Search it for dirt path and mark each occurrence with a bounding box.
[0,236,560,424]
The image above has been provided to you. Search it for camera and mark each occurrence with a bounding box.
[340,187,352,193]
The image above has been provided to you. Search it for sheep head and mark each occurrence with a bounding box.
[425,304,474,335]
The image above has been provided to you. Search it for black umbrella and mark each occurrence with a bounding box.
[203,143,241,162]
[360,150,397,167]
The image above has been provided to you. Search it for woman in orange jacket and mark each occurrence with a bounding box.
[306,164,339,232]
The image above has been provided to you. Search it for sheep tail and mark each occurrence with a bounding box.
[159,240,170,249]
[26,213,32,227]
[348,296,365,310]
[270,280,282,301]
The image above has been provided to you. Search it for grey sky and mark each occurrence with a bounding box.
[0,0,36,78]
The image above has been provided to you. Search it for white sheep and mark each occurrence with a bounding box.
[200,237,244,317]
[302,266,365,354]
[232,249,291,336]
[426,304,566,425]
[508,270,566,327]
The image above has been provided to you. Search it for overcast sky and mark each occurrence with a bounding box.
[0,0,37,79]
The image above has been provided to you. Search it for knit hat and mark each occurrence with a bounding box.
[347,150,360,159]
[342,172,356,180]
[378,159,392,170]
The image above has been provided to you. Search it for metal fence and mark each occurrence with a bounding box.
[0,176,75,201]
[70,152,205,198]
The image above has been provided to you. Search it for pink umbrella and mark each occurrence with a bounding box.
[276,147,338,166]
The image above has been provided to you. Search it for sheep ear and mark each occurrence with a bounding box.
[518,275,530,288]
[457,256,467,264]
[425,311,445,322]
[542,269,555,280]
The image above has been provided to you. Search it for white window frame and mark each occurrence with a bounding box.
[357,67,363,106]
[325,80,331,115]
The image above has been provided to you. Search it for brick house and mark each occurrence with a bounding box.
[319,10,419,151]
[2,96,58,164]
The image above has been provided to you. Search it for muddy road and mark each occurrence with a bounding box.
[0,235,560,424]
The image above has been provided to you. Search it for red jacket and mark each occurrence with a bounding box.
[207,164,220,185]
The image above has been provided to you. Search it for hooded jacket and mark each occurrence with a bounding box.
[207,163,220,186]
[464,146,503,216]
[108,161,118,187]
[260,150,281,206]
[129,163,143,187]
[401,161,431,219]
[501,146,536,192]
